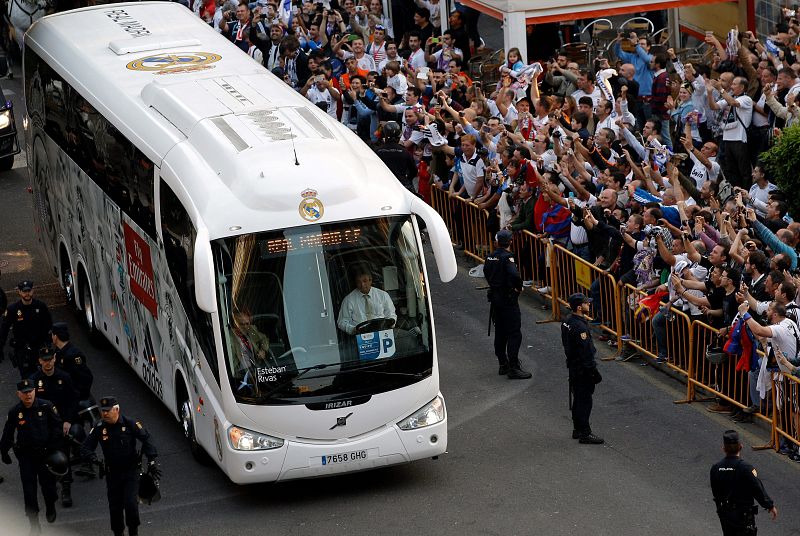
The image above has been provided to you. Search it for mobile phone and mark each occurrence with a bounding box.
[431,37,440,44]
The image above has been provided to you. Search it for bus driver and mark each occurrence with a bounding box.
[232,309,271,371]
[337,269,397,335]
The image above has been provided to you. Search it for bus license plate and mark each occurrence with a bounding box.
[321,450,368,465]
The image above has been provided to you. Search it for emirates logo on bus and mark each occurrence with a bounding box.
[123,222,158,318]
[126,52,222,75]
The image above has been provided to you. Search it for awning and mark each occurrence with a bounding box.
[459,0,735,25]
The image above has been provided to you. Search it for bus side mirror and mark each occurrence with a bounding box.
[194,228,217,314]
[410,197,457,283]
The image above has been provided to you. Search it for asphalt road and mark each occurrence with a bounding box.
[1,54,800,536]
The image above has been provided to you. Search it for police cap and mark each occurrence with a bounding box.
[99,396,119,410]
[38,347,56,360]
[50,322,70,340]
[568,293,592,310]
[723,429,740,445]
[17,280,33,291]
[495,230,513,247]
[17,379,35,392]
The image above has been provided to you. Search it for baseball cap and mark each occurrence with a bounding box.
[18,280,33,291]
[99,396,119,410]
[38,347,55,360]
[17,379,35,392]
[568,293,592,310]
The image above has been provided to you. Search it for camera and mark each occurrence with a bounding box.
[553,130,562,138]
[355,5,365,12]
[644,224,664,238]
[477,146,489,159]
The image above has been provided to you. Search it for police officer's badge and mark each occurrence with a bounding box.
[121,426,126,432]
[509,257,515,263]
[38,380,43,388]
[580,332,588,340]
[18,412,23,419]
[57,380,62,385]
[75,357,82,365]
[37,411,42,416]
[752,469,758,477]
[136,422,143,429]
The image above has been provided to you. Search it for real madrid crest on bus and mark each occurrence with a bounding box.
[299,189,324,222]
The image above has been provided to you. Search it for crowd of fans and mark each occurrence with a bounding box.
[198,0,800,457]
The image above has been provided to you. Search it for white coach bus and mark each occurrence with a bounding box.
[23,2,456,483]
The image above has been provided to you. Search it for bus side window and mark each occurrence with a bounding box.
[160,180,219,384]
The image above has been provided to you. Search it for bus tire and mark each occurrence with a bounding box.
[77,269,103,344]
[178,385,211,465]
[59,247,75,309]
[0,154,14,172]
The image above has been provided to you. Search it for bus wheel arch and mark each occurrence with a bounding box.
[175,373,211,465]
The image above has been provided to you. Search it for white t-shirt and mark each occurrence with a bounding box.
[456,148,486,196]
[770,317,800,361]
[407,48,427,71]
[749,181,778,217]
[569,194,597,245]
[571,86,602,111]
[306,85,338,118]
[716,95,753,143]
[688,153,720,189]
[341,50,377,73]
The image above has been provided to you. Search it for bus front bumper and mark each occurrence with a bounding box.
[223,419,447,484]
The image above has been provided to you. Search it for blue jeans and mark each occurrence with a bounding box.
[652,307,669,358]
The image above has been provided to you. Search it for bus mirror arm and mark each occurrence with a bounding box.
[194,227,218,314]
[410,197,457,283]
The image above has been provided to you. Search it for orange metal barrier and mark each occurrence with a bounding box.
[459,197,492,262]
[430,186,458,245]
[618,284,693,377]
[774,372,800,448]
[429,187,492,262]
[510,231,551,287]
[550,244,623,346]
[688,321,773,425]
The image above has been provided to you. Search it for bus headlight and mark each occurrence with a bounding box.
[228,425,284,451]
[0,110,11,130]
[397,396,445,430]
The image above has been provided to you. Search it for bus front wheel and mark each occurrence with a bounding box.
[180,397,211,465]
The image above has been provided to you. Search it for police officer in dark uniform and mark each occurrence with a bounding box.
[561,293,604,444]
[710,430,778,535]
[51,322,94,402]
[484,230,532,379]
[51,321,97,480]
[374,121,418,193]
[0,281,53,378]
[81,397,160,536]
[30,347,79,508]
[1,379,62,534]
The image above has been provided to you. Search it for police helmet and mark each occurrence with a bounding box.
[382,121,401,142]
[138,472,162,505]
[44,450,69,479]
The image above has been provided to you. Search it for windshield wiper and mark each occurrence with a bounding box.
[337,363,432,379]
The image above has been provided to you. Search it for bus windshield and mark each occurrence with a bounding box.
[212,216,433,405]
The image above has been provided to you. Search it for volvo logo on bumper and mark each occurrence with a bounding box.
[330,412,353,430]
